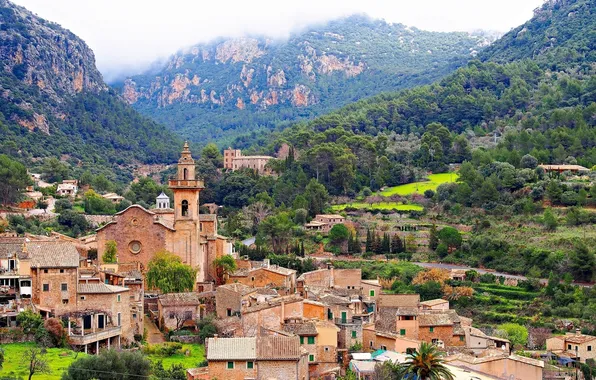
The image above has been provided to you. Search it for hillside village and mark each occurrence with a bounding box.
[1,143,595,380]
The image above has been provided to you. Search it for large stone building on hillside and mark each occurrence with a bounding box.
[96,143,233,290]
[223,147,275,175]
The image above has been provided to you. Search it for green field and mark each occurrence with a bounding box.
[380,173,458,196]
[0,342,86,380]
[330,202,424,212]
[0,342,205,379]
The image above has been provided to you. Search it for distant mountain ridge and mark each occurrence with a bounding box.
[0,0,180,182]
[119,15,496,145]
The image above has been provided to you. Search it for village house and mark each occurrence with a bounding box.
[56,180,78,197]
[463,325,510,352]
[447,351,544,380]
[215,283,257,319]
[304,214,346,234]
[96,143,234,290]
[420,298,450,311]
[196,335,308,380]
[546,330,596,364]
[157,292,203,331]
[538,164,590,174]
[103,269,144,336]
[223,147,275,175]
[227,262,297,293]
[363,322,422,353]
[102,192,124,204]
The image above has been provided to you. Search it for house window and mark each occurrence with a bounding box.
[247,361,254,369]
[251,277,255,281]
[42,284,49,292]
[307,336,315,344]
[429,327,434,333]
[370,341,373,348]
[325,347,329,352]
[309,355,314,362]
[400,329,406,336]
[117,313,121,326]
[60,269,64,273]
[300,336,304,344]
[381,345,387,350]
[227,308,232,317]
[43,269,48,274]
[352,331,357,339]
[80,296,86,300]
[182,200,189,216]
[117,294,121,302]
[169,312,175,319]
[227,361,234,369]
[62,300,68,305]
[133,313,137,319]
[459,336,464,342]
[369,290,375,297]
[568,344,572,350]
[588,346,592,352]
[61,283,68,291]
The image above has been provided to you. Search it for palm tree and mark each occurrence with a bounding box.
[213,255,237,285]
[393,342,454,380]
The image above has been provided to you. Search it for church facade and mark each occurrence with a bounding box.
[96,143,233,290]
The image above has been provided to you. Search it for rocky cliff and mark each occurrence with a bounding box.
[0,0,179,180]
[119,15,497,144]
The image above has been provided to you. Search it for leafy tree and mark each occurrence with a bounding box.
[146,251,197,293]
[428,224,439,251]
[102,240,118,264]
[520,154,538,169]
[394,342,454,380]
[329,224,349,245]
[54,198,72,213]
[258,212,295,253]
[153,361,186,380]
[304,179,329,217]
[569,243,595,282]
[413,281,443,301]
[498,323,528,348]
[62,349,151,380]
[22,347,50,380]
[57,210,90,237]
[17,310,43,334]
[294,208,308,225]
[40,157,69,183]
[0,154,31,205]
[201,143,223,168]
[83,190,116,215]
[543,208,558,231]
[196,315,218,344]
[438,227,462,251]
[391,234,403,253]
[91,174,114,193]
[213,255,238,285]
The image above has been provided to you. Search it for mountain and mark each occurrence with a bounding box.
[0,0,180,182]
[479,0,595,68]
[119,15,495,145]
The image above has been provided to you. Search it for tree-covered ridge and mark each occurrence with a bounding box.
[0,0,180,183]
[479,0,595,68]
[121,15,493,145]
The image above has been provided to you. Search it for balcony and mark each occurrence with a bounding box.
[335,317,362,325]
[69,326,122,345]
[168,179,204,189]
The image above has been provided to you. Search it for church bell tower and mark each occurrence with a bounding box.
[169,142,203,221]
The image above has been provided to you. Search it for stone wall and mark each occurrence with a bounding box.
[31,266,78,315]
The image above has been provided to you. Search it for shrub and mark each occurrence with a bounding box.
[44,318,66,347]
[479,273,496,283]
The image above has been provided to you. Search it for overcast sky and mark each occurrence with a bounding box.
[12,0,544,82]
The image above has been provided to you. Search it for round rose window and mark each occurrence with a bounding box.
[129,241,142,254]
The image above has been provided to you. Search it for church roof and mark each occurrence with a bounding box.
[156,192,169,200]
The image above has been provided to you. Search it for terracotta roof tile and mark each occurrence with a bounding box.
[27,242,80,267]
[158,292,202,306]
[77,283,129,294]
[207,337,256,360]
[257,336,302,360]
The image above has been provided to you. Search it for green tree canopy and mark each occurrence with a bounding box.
[213,255,238,285]
[62,349,151,380]
[102,240,117,264]
[498,323,528,348]
[0,154,31,205]
[146,251,197,293]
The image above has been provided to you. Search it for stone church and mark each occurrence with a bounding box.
[96,143,233,290]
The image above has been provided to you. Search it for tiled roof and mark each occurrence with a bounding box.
[27,242,80,268]
[283,321,318,336]
[420,298,449,307]
[418,312,455,327]
[207,337,256,360]
[243,294,304,314]
[378,294,419,308]
[77,283,129,294]
[319,294,350,306]
[395,307,419,316]
[199,214,216,222]
[217,283,255,295]
[565,334,596,344]
[0,240,27,259]
[257,336,302,360]
[158,292,202,306]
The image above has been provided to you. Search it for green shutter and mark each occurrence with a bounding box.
[300,336,304,344]
[459,336,464,342]
[400,329,406,336]
[308,336,315,344]
[227,361,234,369]
[247,361,254,369]
[352,330,357,338]
[309,354,314,362]
[369,290,375,297]
[430,327,434,332]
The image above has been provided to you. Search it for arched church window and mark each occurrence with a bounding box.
[182,200,189,216]
[183,168,188,180]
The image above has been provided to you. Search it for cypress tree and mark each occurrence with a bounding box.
[429,224,439,251]
[365,229,373,252]
[391,234,403,253]
[300,241,305,257]
[381,233,391,253]
[353,231,362,254]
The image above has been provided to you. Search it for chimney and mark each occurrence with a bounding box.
[213,334,218,340]
[576,328,581,336]
[264,258,270,268]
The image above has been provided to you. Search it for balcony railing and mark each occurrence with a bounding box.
[168,179,204,188]
[69,326,121,345]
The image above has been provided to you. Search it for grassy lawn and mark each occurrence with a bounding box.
[0,342,87,380]
[145,343,205,369]
[380,173,458,196]
[0,342,205,379]
[330,202,424,212]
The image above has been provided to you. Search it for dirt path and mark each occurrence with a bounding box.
[144,317,165,344]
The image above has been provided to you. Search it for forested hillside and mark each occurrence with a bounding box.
[0,0,180,183]
[119,15,494,145]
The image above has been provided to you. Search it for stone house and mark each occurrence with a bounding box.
[463,326,510,352]
[215,283,256,319]
[96,143,233,289]
[56,180,78,197]
[203,335,308,380]
[297,267,362,294]
[420,298,449,311]
[158,292,203,331]
[102,193,124,204]
[0,239,33,302]
[447,352,544,380]
[70,282,132,353]
[223,147,276,175]
[103,269,144,336]
[363,322,422,353]
[546,330,596,364]
[418,311,466,348]
[304,214,346,233]
[227,264,297,293]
